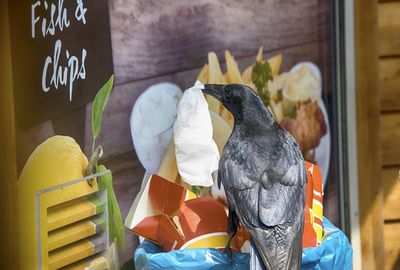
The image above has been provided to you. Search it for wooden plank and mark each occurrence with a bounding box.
[84,40,331,166]
[383,167,400,220]
[355,0,385,268]
[381,113,400,166]
[378,1,400,56]
[379,58,400,112]
[0,0,18,268]
[378,2,400,27]
[109,0,330,84]
[384,222,400,270]
[379,25,400,56]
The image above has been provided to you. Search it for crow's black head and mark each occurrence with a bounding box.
[202,84,274,125]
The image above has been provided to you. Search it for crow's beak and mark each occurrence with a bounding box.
[201,84,224,101]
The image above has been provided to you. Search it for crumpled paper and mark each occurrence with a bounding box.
[173,81,219,187]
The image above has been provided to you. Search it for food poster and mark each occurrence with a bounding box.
[9,0,342,267]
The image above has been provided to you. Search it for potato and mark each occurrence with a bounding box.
[196,64,208,83]
[220,107,234,128]
[268,54,283,77]
[225,50,242,84]
[208,52,225,83]
[242,65,252,84]
[256,46,263,62]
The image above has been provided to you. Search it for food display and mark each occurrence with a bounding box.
[196,49,330,186]
[126,49,329,255]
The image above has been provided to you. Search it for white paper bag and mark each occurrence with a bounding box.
[173,81,219,187]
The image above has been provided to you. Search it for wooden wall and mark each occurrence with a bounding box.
[354,0,385,269]
[378,1,400,269]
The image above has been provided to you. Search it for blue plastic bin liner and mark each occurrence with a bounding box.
[134,218,352,270]
[301,218,352,270]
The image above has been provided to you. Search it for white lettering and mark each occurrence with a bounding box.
[50,39,62,88]
[31,1,41,38]
[32,0,71,38]
[75,0,87,24]
[35,0,89,101]
[57,0,70,30]
[41,39,87,101]
[41,56,51,92]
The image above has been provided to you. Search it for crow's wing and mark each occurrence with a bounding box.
[220,125,306,228]
[257,127,307,227]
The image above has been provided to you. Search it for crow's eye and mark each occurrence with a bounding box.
[225,90,233,99]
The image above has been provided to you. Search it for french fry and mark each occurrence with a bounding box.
[242,65,253,85]
[225,50,243,84]
[196,64,208,83]
[206,92,221,114]
[210,111,232,154]
[207,52,225,114]
[256,46,263,62]
[224,73,229,83]
[208,52,225,83]
[268,54,282,77]
[220,107,234,128]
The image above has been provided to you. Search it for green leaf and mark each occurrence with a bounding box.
[283,105,297,119]
[251,61,272,92]
[92,75,115,140]
[276,89,283,102]
[190,186,209,196]
[96,164,125,251]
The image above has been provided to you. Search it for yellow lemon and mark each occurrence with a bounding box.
[19,136,88,188]
[18,136,99,270]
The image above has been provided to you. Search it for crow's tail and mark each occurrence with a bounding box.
[250,241,267,270]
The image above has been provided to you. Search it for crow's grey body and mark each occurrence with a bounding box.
[203,84,306,270]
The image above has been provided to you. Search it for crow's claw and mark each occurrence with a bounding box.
[224,246,233,264]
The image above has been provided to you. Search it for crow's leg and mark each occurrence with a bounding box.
[224,209,239,263]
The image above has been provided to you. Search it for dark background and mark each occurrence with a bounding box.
[9,0,113,129]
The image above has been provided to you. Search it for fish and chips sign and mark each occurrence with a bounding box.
[9,0,113,128]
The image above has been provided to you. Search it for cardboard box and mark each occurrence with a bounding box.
[125,174,238,251]
[302,162,324,248]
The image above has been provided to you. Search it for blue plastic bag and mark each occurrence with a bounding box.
[301,218,352,270]
[134,218,352,270]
